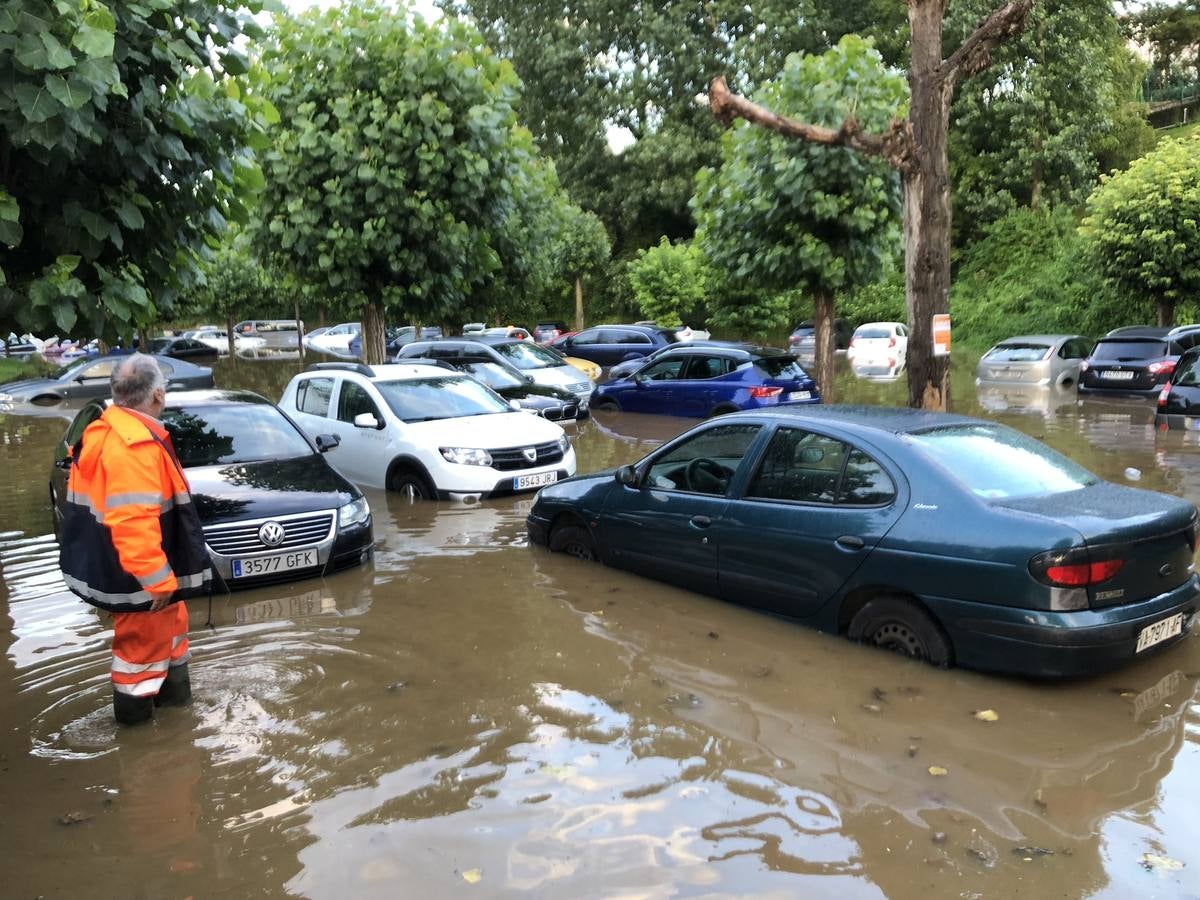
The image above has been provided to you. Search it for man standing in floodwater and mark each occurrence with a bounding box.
[58,353,211,724]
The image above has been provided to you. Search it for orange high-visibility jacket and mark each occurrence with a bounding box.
[60,405,211,613]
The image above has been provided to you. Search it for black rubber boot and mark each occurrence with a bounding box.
[154,663,192,707]
[113,690,154,726]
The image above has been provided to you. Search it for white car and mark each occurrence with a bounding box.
[847,321,908,365]
[186,328,265,354]
[279,362,576,501]
[305,322,361,353]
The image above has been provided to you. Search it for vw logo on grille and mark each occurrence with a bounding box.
[259,521,286,547]
[523,447,538,463]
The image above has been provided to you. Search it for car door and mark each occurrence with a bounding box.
[51,402,105,522]
[64,359,118,399]
[598,422,765,595]
[620,355,689,414]
[679,354,732,417]
[719,426,906,620]
[330,379,389,486]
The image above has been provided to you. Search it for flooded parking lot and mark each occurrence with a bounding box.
[2,355,1200,897]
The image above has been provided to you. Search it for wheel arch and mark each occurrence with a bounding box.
[837,584,943,636]
[549,509,591,535]
[385,454,436,492]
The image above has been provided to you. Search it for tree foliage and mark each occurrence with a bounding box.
[0,0,273,341]
[627,238,711,329]
[1081,132,1200,326]
[258,1,534,361]
[1126,1,1200,84]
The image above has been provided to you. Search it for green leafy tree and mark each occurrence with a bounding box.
[694,36,906,400]
[259,2,533,363]
[551,203,610,331]
[627,238,711,330]
[186,232,274,355]
[1081,133,1200,327]
[0,0,273,342]
[1126,1,1200,85]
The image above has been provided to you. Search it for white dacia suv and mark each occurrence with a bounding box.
[280,363,576,500]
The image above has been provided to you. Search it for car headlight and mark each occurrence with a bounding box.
[441,447,493,466]
[338,496,371,528]
[558,434,570,454]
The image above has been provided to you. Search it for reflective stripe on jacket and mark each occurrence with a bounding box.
[60,405,211,613]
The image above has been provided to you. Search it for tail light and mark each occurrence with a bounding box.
[849,338,857,349]
[749,386,784,399]
[1148,360,1176,377]
[1159,383,1172,408]
[888,337,897,348]
[1029,548,1124,587]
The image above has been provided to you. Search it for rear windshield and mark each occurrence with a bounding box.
[855,328,892,340]
[909,424,1098,500]
[984,343,1051,362]
[492,342,564,370]
[163,405,313,467]
[1091,339,1168,361]
[753,356,808,378]
[373,376,509,422]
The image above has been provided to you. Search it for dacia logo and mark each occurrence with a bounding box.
[523,447,538,463]
[259,521,286,547]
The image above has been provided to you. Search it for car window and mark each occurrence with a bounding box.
[640,358,687,381]
[897,325,908,337]
[491,341,562,370]
[617,331,651,345]
[839,450,896,505]
[163,404,314,466]
[1174,351,1200,387]
[685,355,731,380]
[753,356,808,378]
[296,377,334,417]
[855,327,893,340]
[77,360,117,380]
[1090,339,1168,361]
[746,428,847,504]
[156,361,174,377]
[909,424,1098,500]
[373,376,509,422]
[644,424,762,495]
[985,343,1051,362]
[571,329,604,346]
[337,381,383,424]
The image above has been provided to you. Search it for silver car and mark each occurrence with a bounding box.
[975,334,1092,390]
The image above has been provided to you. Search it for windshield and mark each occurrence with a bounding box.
[754,356,809,378]
[147,339,171,353]
[1091,339,1168,361]
[163,405,314,467]
[492,342,564,370]
[374,376,510,422]
[909,424,1098,500]
[984,343,1051,362]
[1175,351,1200,386]
[460,361,524,390]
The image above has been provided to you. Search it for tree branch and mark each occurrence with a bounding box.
[941,0,1036,89]
[708,76,917,174]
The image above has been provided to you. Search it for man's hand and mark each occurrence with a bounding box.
[148,590,174,612]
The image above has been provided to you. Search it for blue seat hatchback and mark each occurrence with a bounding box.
[590,345,820,419]
[528,405,1199,678]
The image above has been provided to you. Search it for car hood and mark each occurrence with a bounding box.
[496,383,575,407]
[993,482,1196,545]
[187,456,358,524]
[0,378,60,397]
[406,411,565,447]
[529,366,590,389]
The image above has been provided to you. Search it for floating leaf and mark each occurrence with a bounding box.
[928,765,949,777]
[462,868,482,884]
[973,709,999,722]
[1141,853,1184,873]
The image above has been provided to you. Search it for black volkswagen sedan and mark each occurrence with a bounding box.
[0,354,213,407]
[528,406,1199,678]
[50,391,374,589]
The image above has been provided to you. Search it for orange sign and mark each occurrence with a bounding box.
[932,314,951,357]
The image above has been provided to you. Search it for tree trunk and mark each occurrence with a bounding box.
[1157,299,1175,327]
[317,303,327,327]
[361,300,387,365]
[294,298,305,358]
[138,327,150,354]
[226,312,236,358]
[575,275,585,332]
[812,289,836,404]
[904,0,954,412]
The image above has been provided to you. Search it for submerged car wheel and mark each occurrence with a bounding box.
[549,524,597,561]
[389,470,434,502]
[591,397,620,413]
[848,596,952,667]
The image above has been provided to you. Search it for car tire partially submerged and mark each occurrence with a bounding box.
[549,523,597,561]
[848,596,953,667]
[390,470,434,502]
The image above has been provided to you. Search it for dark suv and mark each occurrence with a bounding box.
[1079,326,1200,398]
[788,319,853,356]
[534,321,569,344]
[550,324,676,368]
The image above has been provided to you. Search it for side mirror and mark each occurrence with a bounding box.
[633,373,646,386]
[353,412,381,429]
[525,374,535,383]
[615,464,638,487]
[314,433,341,452]
[508,399,523,411]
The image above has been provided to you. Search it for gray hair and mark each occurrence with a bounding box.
[111,353,166,409]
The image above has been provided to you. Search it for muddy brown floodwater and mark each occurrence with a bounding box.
[2,354,1200,898]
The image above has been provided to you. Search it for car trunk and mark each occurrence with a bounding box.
[996,483,1197,608]
[754,360,818,400]
[978,359,1049,385]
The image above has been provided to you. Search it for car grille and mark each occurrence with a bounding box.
[490,440,564,471]
[204,511,335,556]
[541,403,579,421]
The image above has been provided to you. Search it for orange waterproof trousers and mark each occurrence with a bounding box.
[111,603,190,698]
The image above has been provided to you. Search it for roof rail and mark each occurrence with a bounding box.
[306,361,376,377]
